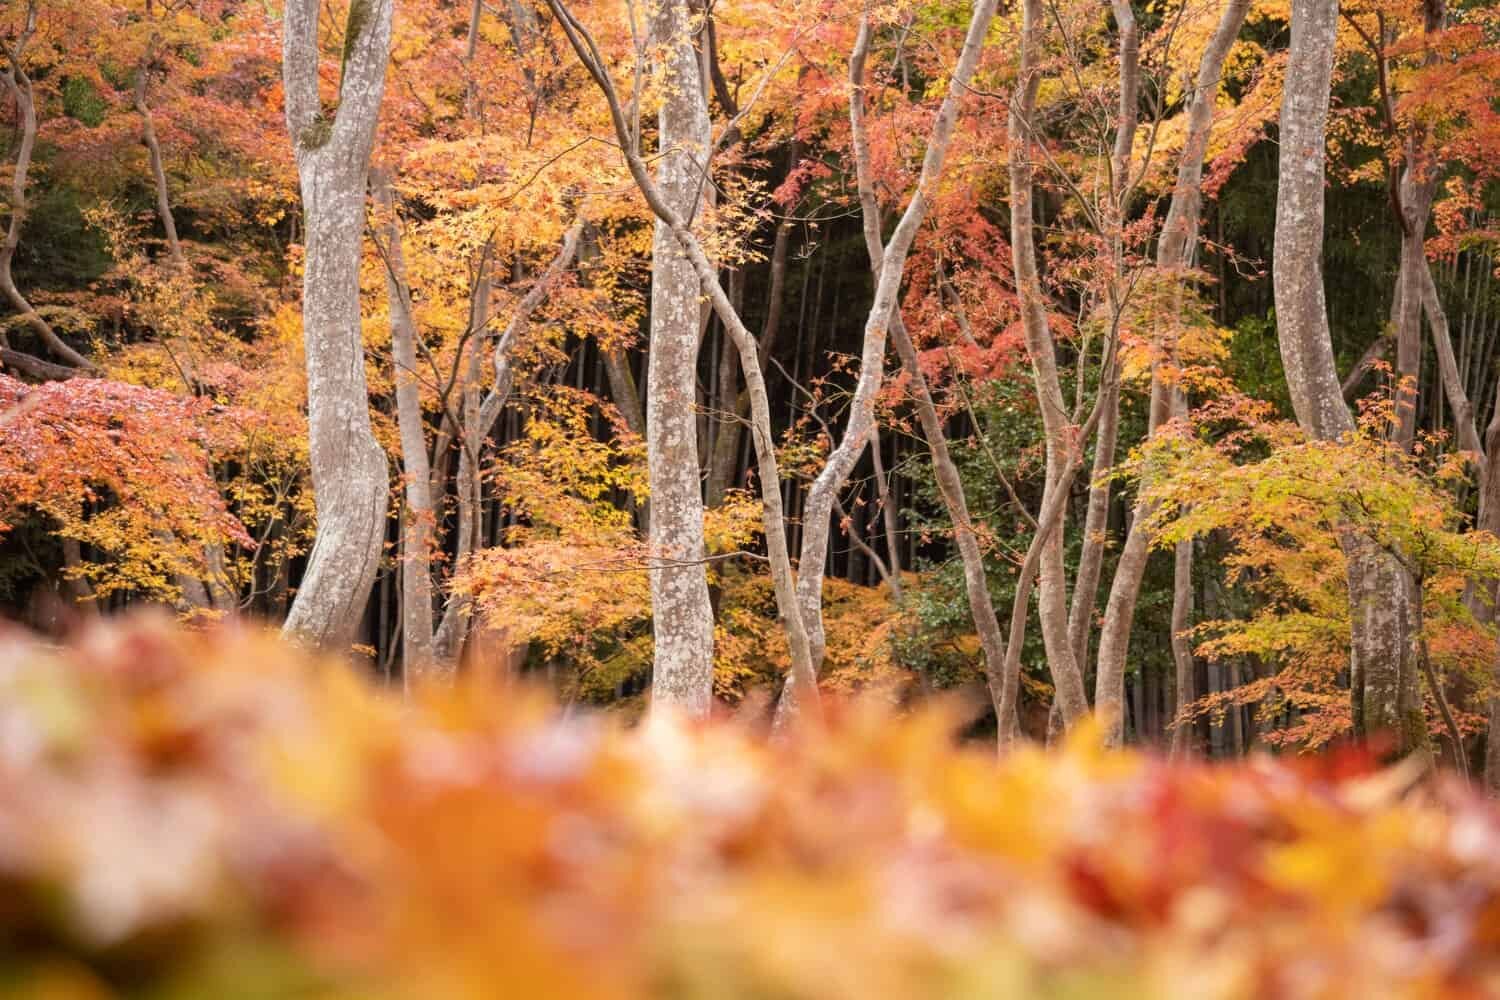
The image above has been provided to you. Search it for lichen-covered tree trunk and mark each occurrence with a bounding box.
[1274,0,1425,756]
[546,0,822,716]
[279,0,394,650]
[645,0,716,716]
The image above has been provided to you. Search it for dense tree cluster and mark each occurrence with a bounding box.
[2,0,1500,778]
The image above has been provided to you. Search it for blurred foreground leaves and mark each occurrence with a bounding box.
[2,617,1500,999]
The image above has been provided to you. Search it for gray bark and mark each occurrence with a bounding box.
[1273,0,1425,755]
[645,0,716,716]
[890,311,1011,724]
[371,167,437,677]
[1092,0,1249,742]
[870,424,902,599]
[1009,0,1090,727]
[432,224,584,663]
[792,0,999,676]
[546,0,822,714]
[134,36,184,268]
[279,0,395,650]
[1394,164,1436,450]
[705,206,792,507]
[1066,0,1142,684]
[1169,536,1195,755]
[432,270,489,662]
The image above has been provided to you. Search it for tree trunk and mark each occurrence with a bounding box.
[1066,0,1138,665]
[547,0,825,716]
[870,424,902,599]
[432,266,491,662]
[279,0,394,650]
[1009,0,1090,727]
[890,312,1011,725]
[1092,0,1249,743]
[1274,0,1425,756]
[644,0,716,716]
[134,36,184,268]
[1394,165,1437,450]
[705,190,794,508]
[791,0,998,677]
[1067,376,1119,668]
[1169,537,1196,755]
[0,2,95,374]
[371,167,437,678]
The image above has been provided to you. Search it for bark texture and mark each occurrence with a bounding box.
[1273,0,1425,755]
[279,0,395,650]
[545,0,821,715]
[645,0,717,716]
[134,35,184,268]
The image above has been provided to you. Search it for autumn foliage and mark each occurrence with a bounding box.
[3,616,1500,999]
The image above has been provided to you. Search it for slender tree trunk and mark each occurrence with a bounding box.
[1482,396,1500,791]
[1009,0,1090,726]
[546,0,824,716]
[890,312,1011,723]
[1468,290,1500,791]
[134,36,184,268]
[1394,166,1437,450]
[870,424,902,599]
[643,0,717,716]
[1092,0,1249,742]
[371,167,437,677]
[1274,0,1425,757]
[1067,377,1119,667]
[1423,263,1481,457]
[705,186,794,507]
[1169,537,1196,755]
[1067,0,1138,665]
[587,226,647,518]
[433,217,582,665]
[279,0,394,650]
[791,0,998,678]
[0,2,95,374]
[136,45,237,613]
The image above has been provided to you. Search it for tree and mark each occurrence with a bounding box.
[0,373,251,606]
[1,0,96,377]
[1274,0,1426,756]
[1093,0,1252,746]
[279,0,395,650]
[641,0,717,716]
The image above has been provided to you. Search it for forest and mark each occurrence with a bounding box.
[2,0,1500,994]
